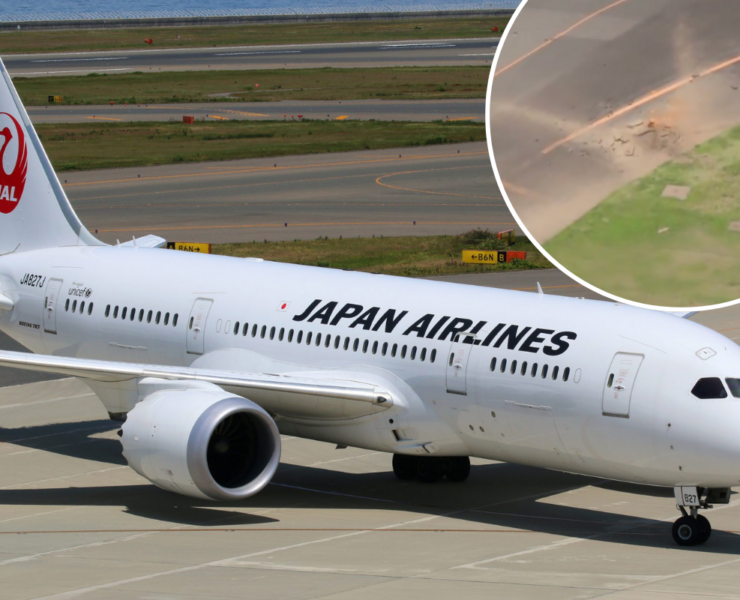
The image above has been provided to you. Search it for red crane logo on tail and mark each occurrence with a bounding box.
[0,113,27,214]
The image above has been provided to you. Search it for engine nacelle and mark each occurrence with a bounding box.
[121,384,281,500]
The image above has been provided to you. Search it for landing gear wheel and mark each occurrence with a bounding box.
[416,457,444,483]
[444,457,471,482]
[392,454,418,480]
[672,516,708,546]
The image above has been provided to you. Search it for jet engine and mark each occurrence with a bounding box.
[121,384,281,500]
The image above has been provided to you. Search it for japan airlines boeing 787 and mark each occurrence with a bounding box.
[0,59,736,547]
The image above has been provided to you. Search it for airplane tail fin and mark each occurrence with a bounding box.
[0,58,100,254]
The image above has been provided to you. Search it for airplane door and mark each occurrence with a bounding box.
[602,353,644,417]
[446,335,471,395]
[186,298,213,355]
[43,278,63,334]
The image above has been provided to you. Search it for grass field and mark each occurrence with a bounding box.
[37,119,486,171]
[215,230,549,278]
[545,124,740,307]
[0,17,507,54]
[16,66,489,105]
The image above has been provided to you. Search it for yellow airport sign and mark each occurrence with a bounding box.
[167,242,211,253]
[463,250,502,264]
[462,250,527,264]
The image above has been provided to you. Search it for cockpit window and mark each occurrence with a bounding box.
[725,378,740,398]
[691,377,728,399]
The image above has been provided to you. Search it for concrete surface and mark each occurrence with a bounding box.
[60,142,508,244]
[6,38,499,77]
[488,0,740,241]
[2,275,740,598]
[28,99,484,124]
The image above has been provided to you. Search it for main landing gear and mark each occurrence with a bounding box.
[671,487,729,546]
[392,454,470,483]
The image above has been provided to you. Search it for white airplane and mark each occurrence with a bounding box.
[0,59,736,548]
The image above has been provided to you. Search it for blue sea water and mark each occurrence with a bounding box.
[0,0,519,22]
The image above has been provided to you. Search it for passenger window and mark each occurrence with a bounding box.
[401,345,407,359]
[288,329,294,342]
[66,299,70,312]
[147,310,152,323]
[325,334,331,348]
[173,314,178,327]
[552,366,559,380]
[343,337,349,350]
[105,304,110,317]
[563,367,570,382]
[382,342,388,356]
[270,326,276,340]
[372,341,378,354]
[120,306,125,319]
[252,324,257,337]
[297,330,303,343]
[363,340,369,353]
[725,378,740,398]
[156,311,161,325]
[334,336,340,349]
[88,302,93,315]
[692,378,728,399]
[510,360,517,375]
[79,301,85,314]
[490,357,496,371]
[72,300,78,313]
[242,323,249,336]
[531,363,538,377]
[189,316,194,329]
[233,320,238,334]
[139,309,144,322]
[280,328,285,341]
[430,349,437,363]
[411,346,417,360]
[306,331,312,345]
[130,308,135,321]
[391,343,397,357]
[261,326,266,339]
[353,338,359,352]
[315,333,321,346]
[541,364,548,379]
[520,361,527,376]
[113,306,119,318]
[607,373,614,388]
[500,358,507,373]
[420,348,427,362]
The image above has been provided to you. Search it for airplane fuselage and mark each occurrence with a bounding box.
[2,245,739,490]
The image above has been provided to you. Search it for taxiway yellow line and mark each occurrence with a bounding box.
[496,0,634,76]
[85,116,123,122]
[376,166,502,201]
[64,151,489,187]
[542,51,740,155]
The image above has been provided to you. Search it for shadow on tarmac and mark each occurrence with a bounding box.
[2,418,739,553]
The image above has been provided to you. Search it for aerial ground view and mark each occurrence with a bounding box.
[3,2,740,600]
[489,0,740,307]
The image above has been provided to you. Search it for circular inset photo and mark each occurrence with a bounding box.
[487,0,740,308]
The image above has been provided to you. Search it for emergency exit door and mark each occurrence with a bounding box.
[43,278,63,334]
[187,298,213,355]
[446,335,472,395]
[602,352,644,417]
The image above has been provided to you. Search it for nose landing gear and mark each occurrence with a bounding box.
[671,487,729,546]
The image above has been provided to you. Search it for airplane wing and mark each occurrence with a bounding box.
[0,350,393,419]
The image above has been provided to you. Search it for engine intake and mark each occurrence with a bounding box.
[121,385,281,500]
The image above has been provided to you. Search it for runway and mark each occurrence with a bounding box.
[6,38,499,77]
[2,268,740,598]
[60,142,507,245]
[488,0,740,241]
[28,99,484,123]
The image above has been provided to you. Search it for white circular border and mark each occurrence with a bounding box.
[485,0,737,313]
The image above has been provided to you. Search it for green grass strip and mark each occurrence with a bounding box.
[546,124,740,307]
[38,119,486,171]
